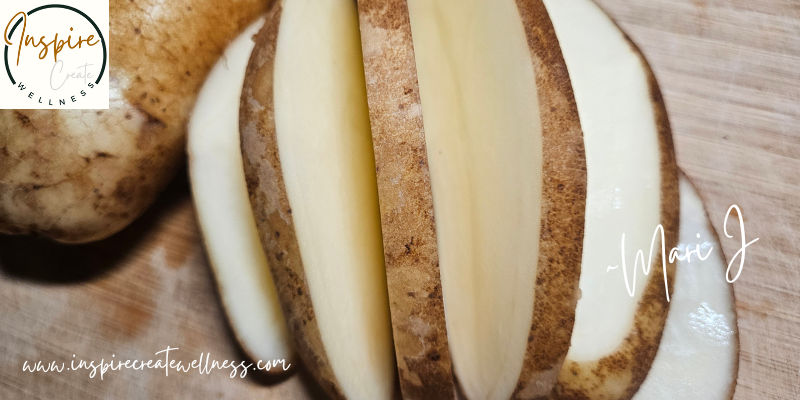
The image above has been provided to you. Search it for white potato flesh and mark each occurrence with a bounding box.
[634,175,738,399]
[543,0,663,361]
[407,1,543,398]
[187,18,294,368]
[272,0,395,398]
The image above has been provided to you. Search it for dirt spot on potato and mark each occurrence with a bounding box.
[13,111,32,128]
[358,0,410,32]
[135,109,167,150]
[113,177,137,205]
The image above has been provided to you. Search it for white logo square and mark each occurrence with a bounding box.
[0,0,109,109]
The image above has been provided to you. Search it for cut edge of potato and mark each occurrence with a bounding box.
[358,0,586,398]
[632,172,739,400]
[406,0,546,397]
[240,1,396,399]
[544,0,680,398]
[188,17,296,374]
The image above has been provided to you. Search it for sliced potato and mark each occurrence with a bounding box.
[542,0,680,398]
[240,1,395,398]
[357,0,587,398]
[188,18,294,373]
[633,174,738,400]
[0,0,266,243]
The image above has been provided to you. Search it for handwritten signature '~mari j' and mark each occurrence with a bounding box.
[607,205,759,302]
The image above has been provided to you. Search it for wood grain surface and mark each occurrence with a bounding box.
[1,0,798,399]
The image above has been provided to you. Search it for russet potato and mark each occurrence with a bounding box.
[0,0,266,243]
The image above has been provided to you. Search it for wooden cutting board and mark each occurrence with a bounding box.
[1,0,797,398]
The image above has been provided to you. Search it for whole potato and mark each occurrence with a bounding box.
[0,0,266,243]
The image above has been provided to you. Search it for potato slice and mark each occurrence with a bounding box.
[634,174,738,399]
[239,1,395,398]
[543,0,680,398]
[188,18,294,373]
[357,0,587,398]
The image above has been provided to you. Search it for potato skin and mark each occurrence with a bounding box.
[239,2,346,399]
[551,33,680,400]
[512,1,588,398]
[357,0,587,398]
[0,0,266,243]
[356,1,455,399]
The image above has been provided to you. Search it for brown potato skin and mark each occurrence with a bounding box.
[551,33,681,400]
[512,1,588,399]
[357,0,587,398]
[356,1,455,399]
[0,0,265,243]
[239,2,346,399]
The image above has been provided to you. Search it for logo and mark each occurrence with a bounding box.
[1,1,109,109]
